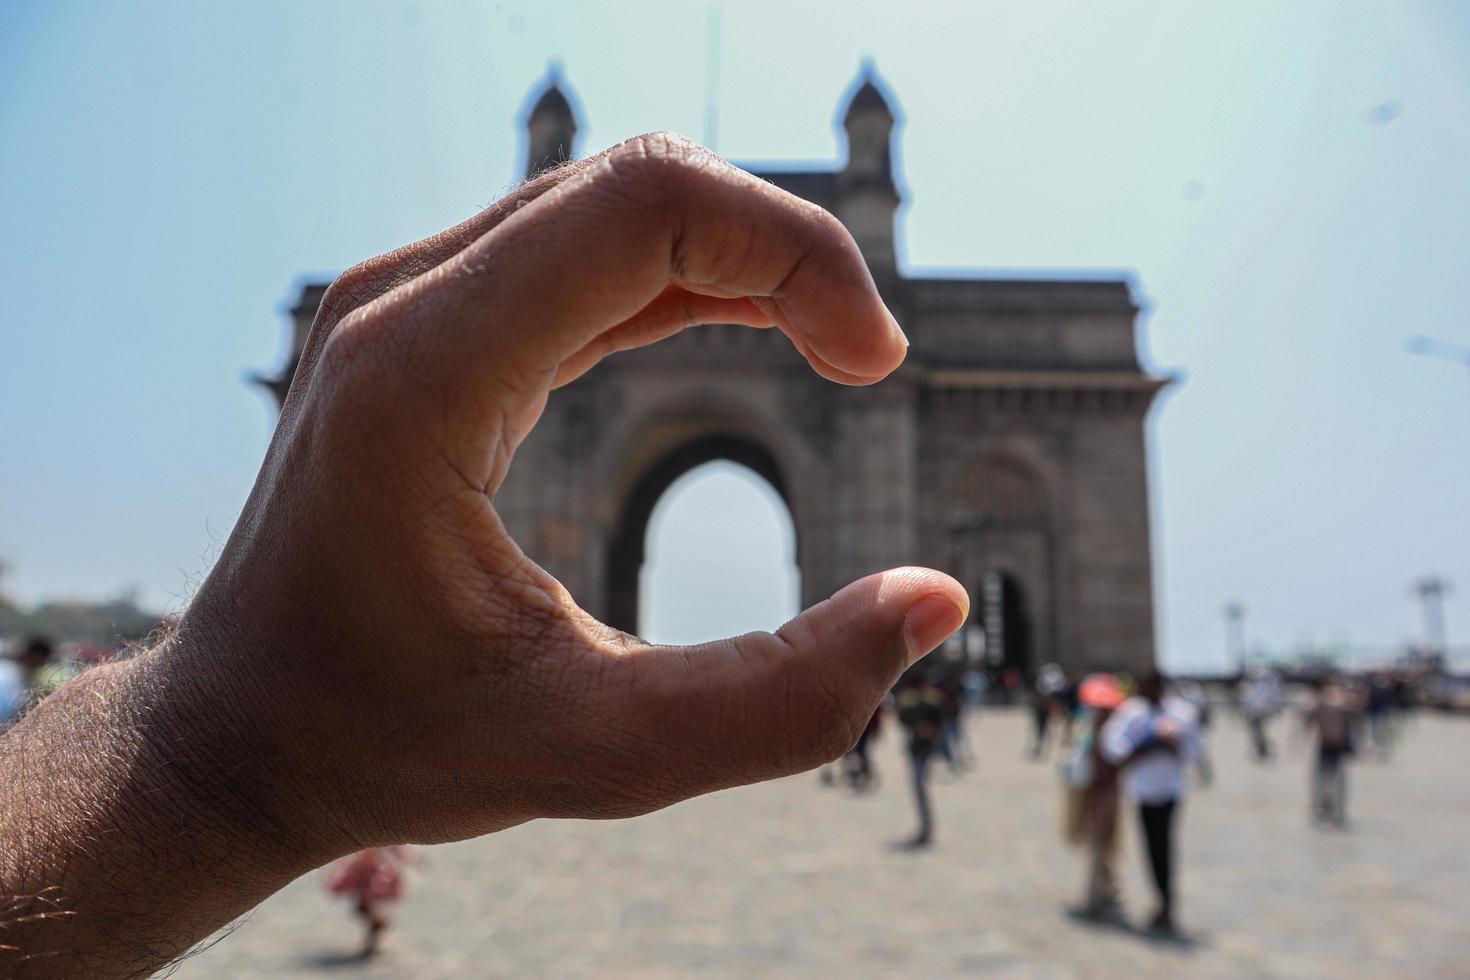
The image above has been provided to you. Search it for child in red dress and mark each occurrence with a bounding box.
[324,846,415,958]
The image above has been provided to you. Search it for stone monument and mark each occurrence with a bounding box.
[257,68,1169,677]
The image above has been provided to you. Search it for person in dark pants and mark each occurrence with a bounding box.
[1303,676,1358,827]
[1239,667,1282,762]
[1136,799,1176,922]
[1029,663,1067,759]
[895,674,946,848]
[1100,671,1201,935]
[842,704,883,791]
[1364,673,1393,760]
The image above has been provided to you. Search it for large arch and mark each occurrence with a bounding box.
[605,433,795,636]
[263,68,1167,675]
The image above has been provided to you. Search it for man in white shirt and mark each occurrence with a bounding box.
[1239,667,1282,760]
[1100,670,1201,934]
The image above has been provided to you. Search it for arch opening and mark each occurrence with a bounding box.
[607,435,799,641]
[980,570,1033,681]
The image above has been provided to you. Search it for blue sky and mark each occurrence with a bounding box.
[2,1,1468,672]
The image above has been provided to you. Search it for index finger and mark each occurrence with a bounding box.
[348,133,907,417]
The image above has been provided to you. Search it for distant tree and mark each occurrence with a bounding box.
[0,563,161,647]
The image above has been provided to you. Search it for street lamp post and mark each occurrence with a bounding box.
[1412,576,1453,658]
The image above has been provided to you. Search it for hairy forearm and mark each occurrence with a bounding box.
[0,639,323,977]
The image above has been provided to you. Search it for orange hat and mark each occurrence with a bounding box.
[1079,673,1125,710]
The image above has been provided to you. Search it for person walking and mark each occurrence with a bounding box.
[1239,667,1282,761]
[843,704,883,791]
[1302,676,1358,828]
[324,846,418,959]
[934,673,970,774]
[895,674,947,848]
[1173,678,1214,787]
[1029,663,1067,760]
[1364,673,1394,760]
[1063,674,1127,922]
[1100,671,1201,935]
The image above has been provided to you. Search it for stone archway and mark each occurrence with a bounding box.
[945,453,1055,676]
[259,68,1169,675]
[605,434,794,635]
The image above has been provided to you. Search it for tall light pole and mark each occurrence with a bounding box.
[1403,338,1463,661]
[1412,576,1452,657]
[1224,601,1246,675]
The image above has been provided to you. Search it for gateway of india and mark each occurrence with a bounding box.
[258,68,1168,678]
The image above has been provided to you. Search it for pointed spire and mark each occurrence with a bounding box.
[839,60,896,181]
[523,61,579,179]
[531,84,574,120]
[836,60,899,274]
[530,60,575,123]
[843,58,893,123]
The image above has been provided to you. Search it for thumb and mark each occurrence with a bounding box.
[611,567,968,810]
[773,567,971,705]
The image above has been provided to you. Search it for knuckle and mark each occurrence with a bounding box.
[627,130,706,167]
[605,131,720,201]
[315,305,377,380]
[317,260,384,329]
[296,261,395,389]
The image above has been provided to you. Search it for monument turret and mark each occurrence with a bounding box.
[524,67,578,179]
[836,68,900,273]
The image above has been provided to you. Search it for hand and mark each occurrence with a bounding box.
[0,133,966,976]
[183,133,968,858]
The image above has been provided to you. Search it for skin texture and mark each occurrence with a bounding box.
[0,133,968,978]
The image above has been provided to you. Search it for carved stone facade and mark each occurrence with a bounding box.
[259,70,1168,677]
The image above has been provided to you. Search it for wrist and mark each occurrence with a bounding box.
[0,636,335,974]
[144,619,348,875]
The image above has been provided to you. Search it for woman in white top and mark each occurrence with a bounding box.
[1099,671,1201,934]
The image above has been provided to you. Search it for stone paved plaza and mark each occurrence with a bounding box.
[179,709,1470,978]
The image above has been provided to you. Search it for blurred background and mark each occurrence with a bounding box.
[2,2,1468,976]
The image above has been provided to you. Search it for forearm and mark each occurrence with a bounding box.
[0,638,324,977]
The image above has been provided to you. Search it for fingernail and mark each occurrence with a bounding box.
[902,595,965,662]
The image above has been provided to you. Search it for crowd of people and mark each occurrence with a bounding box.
[0,629,1441,957]
[817,654,1433,942]
[1241,666,1416,828]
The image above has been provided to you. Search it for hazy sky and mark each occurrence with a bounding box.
[2,1,1468,672]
